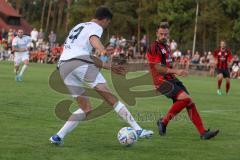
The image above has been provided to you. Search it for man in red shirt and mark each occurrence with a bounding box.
[146,21,219,140]
[214,40,232,95]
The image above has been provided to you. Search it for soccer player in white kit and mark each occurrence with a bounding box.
[12,29,31,81]
[50,6,153,145]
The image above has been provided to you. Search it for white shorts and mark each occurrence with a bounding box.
[59,62,106,97]
[14,52,29,65]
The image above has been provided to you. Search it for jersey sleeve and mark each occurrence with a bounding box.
[89,25,103,39]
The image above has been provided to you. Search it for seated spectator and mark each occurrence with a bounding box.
[231,62,240,78]
[109,35,116,47]
[173,49,182,68]
[191,51,200,64]
[180,55,190,70]
[36,48,47,63]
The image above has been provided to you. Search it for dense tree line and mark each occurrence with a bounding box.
[7,0,240,54]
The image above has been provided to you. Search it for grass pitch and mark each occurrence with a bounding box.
[0,61,239,160]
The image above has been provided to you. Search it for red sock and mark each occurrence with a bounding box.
[226,81,230,93]
[218,79,222,89]
[162,98,191,125]
[187,103,205,135]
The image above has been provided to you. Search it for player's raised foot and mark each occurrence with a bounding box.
[136,129,154,138]
[217,89,222,96]
[49,135,64,145]
[200,129,219,140]
[157,118,166,136]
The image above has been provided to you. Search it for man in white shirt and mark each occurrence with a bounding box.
[50,6,153,145]
[12,29,31,81]
[30,28,38,49]
[170,39,177,52]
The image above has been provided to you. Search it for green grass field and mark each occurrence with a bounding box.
[0,61,239,160]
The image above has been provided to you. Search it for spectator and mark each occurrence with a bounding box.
[31,28,39,49]
[191,51,200,64]
[170,39,177,52]
[180,55,190,70]
[140,35,147,59]
[173,49,182,68]
[109,35,116,47]
[48,31,56,48]
[7,29,14,49]
[119,36,127,48]
[207,51,215,77]
[1,28,8,40]
[231,62,239,78]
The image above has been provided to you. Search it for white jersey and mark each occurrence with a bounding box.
[60,22,103,61]
[12,35,31,54]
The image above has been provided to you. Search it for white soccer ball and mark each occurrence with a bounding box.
[117,127,138,146]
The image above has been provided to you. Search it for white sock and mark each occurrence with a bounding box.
[114,101,142,131]
[57,108,86,139]
[19,64,28,77]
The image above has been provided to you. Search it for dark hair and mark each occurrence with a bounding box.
[94,6,113,20]
[158,21,169,29]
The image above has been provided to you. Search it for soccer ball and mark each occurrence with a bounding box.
[117,127,138,146]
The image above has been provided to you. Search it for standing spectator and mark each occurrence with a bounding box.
[48,31,56,48]
[131,35,137,57]
[140,34,147,59]
[8,29,15,49]
[37,28,45,48]
[1,28,8,40]
[12,29,17,37]
[170,39,177,52]
[31,28,38,49]
[207,51,215,77]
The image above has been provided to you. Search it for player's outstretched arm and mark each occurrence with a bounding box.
[154,63,188,77]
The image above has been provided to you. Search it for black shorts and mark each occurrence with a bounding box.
[217,69,230,78]
[157,78,189,102]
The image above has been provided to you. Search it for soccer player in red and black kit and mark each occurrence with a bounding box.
[146,22,219,140]
[214,40,232,96]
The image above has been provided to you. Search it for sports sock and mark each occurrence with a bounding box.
[218,79,222,89]
[114,101,142,131]
[162,98,191,125]
[57,108,86,139]
[187,103,205,135]
[19,64,28,77]
[226,81,230,93]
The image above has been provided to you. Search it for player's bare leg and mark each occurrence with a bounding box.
[94,83,154,138]
[225,78,230,95]
[217,73,223,95]
[157,91,219,140]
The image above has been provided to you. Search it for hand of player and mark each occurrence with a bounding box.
[175,69,188,77]
[110,64,127,75]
